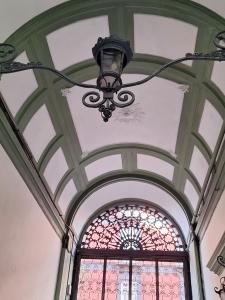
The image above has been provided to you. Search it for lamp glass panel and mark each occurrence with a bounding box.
[101,49,122,74]
[99,49,123,89]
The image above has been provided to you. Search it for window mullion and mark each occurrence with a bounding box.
[129,259,132,300]
[156,260,159,300]
[101,258,107,300]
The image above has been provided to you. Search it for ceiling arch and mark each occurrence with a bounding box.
[0,0,225,241]
[70,179,191,240]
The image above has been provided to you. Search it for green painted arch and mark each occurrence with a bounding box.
[80,143,179,165]
[38,135,65,173]
[66,172,193,227]
[4,0,225,47]
[184,169,201,194]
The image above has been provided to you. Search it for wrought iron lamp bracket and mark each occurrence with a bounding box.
[214,256,225,298]
[1,30,225,121]
[82,89,135,122]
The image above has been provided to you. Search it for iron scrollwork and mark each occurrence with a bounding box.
[214,30,225,50]
[0,43,16,63]
[214,256,225,297]
[82,90,135,122]
[112,90,135,108]
[218,255,225,268]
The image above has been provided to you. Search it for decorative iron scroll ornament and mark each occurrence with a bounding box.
[81,204,184,251]
[1,31,225,121]
[215,256,225,299]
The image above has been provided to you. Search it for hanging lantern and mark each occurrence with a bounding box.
[92,35,133,91]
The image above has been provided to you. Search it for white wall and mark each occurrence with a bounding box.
[200,189,225,299]
[0,145,61,300]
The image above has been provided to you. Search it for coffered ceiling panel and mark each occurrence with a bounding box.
[47,16,109,70]
[58,179,77,215]
[198,100,223,151]
[137,154,174,181]
[23,105,56,161]
[72,180,190,239]
[43,147,68,194]
[2,0,225,244]
[184,179,199,211]
[211,62,225,96]
[85,154,122,181]
[189,146,209,187]
[67,74,184,155]
[0,52,38,116]
[134,14,198,66]
[0,0,68,41]
[193,0,225,18]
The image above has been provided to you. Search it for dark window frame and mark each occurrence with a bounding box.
[71,203,192,300]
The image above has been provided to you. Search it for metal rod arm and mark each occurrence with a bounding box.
[0,60,98,89]
[121,50,225,89]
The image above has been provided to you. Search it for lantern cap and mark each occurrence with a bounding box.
[92,35,133,68]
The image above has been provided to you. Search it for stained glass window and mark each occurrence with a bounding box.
[81,204,184,251]
[74,204,190,300]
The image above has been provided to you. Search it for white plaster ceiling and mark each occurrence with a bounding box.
[211,62,225,96]
[0,52,38,116]
[23,105,56,161]
[58,179,77,215]
[67,74,184,155]
[43,147,68,194]
[193,0,225,18]
[137,154,174,181]
[134,14,198,66]
[85,154,122,181]
[72,180,190,239]
[0,0,68,41]
[47,16,109,70]
[198,100,223,151]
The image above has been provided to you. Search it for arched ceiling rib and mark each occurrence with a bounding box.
[1,0,225,240]
[71,180,190,239]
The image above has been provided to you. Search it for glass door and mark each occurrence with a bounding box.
[76,258,187,300]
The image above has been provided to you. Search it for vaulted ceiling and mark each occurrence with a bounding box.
[1,0,225,243]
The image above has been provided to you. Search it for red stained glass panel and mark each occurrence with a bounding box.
[158,261,185,300]
[77,258,104,300]
[132,260,156,300]
[105,259,130,300]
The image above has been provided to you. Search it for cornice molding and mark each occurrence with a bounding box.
[207,232,225,275]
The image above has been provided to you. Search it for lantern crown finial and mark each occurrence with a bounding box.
[92,35,133,68]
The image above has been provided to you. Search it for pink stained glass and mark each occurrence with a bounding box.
[77,258,104,300]
[104,259,130,300]
[132,260,156,300]
[158,261,185,300]
[81,205,184,251]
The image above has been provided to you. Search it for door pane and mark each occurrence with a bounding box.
[158,261,185,300]
[132,260,156,300]
[105,259,130,300]
[132,261,156,300]
[77,258,104,300]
